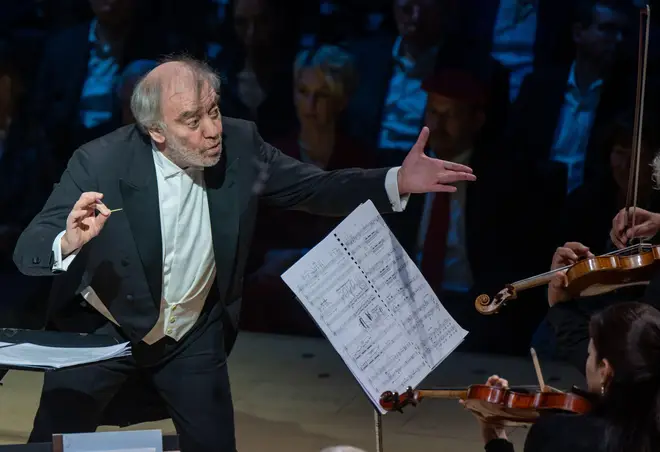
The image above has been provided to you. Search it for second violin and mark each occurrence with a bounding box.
[380,384,592,427]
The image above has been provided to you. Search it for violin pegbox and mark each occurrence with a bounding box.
[475,284,517,315]
[379,387,417,413]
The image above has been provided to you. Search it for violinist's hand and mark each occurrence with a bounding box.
[610,207,660,249]
[548,242,593,307]
[460,375,509,445]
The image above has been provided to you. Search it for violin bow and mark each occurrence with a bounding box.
[624,4,652,247]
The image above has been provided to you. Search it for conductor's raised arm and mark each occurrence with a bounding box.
[256,125,476,216]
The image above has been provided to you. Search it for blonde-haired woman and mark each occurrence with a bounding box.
[241,44,376,336]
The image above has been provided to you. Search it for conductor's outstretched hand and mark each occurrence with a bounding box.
[61,192,112,256]
[397,127,477,195]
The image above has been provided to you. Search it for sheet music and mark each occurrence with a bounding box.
[281,201,468,413]
[0,341,131,370]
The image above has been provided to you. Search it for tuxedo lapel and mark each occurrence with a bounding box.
[204,139,240,302]
[119,131,163,306]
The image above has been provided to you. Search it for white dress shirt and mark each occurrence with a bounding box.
[378,37,437,151]
[491,0,538,102]
[550,61,603,193]
[51,147,407,344]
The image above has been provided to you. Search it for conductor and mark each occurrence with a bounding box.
[13,56,476,451]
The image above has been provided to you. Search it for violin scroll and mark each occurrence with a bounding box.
[379,387,417,412]
[475,285,517,315]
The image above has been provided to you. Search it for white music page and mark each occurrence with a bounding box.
[281,200,468,413]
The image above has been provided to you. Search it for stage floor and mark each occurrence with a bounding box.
[0,332,583,451]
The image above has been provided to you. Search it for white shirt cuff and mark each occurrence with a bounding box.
[385,167,409,212]
[52,230,79,272]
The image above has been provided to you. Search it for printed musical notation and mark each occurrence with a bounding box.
[281,201,468,414]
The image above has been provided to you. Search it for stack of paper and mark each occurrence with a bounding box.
[281,200,468,413]
[0,341,131,371]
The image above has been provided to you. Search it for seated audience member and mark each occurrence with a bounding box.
[345,0,511,167]
[212,0,301,142]
[115,59,158,125]
[557,111,660,255]
[469,302,660,452]
[415,68,565,354]
[505,0,632,194]
[241,44,374,336]
[344,0,450,165]
[28,0,190,174]
[459,0,576,102]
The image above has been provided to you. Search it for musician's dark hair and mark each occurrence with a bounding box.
[589,301,660,452]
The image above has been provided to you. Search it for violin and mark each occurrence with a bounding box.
[476,5,654,316]
[475,243,660,315]
[379,385,592,427]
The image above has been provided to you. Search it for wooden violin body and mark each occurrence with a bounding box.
[380,385,592,427]
[475,244,660,315]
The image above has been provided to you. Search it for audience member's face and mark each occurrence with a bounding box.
[424,93,484,159]
[610,142,652,193]
[573,4,627,69]
[294,68,346,127]
[393,0,444,50]
[151,74,223,168]
[89,0,135,27]
[234,0,278,52]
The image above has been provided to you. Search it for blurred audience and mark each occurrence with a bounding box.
[241,44,373,336]
[557,111,660,255]
[115,59,158,125]
[505,0,633,193]
[1,0,659,362]
[212,0,302,142]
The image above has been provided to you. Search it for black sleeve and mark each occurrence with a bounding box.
[13,147,96,276]
[485,439,515,452]
[254,123,396,215]
[545,301,590,373]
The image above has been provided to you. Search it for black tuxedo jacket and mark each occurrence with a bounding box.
[14,117,395,346]
[12,118,395,426]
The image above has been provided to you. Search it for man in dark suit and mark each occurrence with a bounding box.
[13,56,476,451]
[504,0,632,193]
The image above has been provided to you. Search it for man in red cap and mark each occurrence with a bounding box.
[416,67,566,354]
[417,68,488,296]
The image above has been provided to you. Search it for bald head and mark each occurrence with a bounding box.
[130,56,224,169]
[130,57,221,134]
